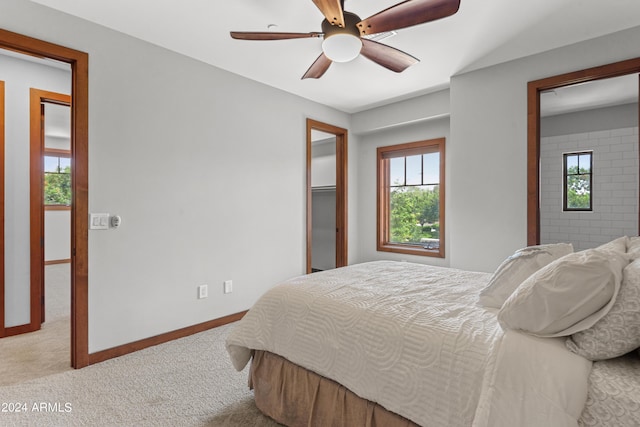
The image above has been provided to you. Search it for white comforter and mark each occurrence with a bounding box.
[226,261,591,426]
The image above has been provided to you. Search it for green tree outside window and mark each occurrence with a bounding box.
[390,185,440,245]
[44,155,71,205]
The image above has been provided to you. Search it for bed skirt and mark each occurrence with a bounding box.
[250,350,419,427]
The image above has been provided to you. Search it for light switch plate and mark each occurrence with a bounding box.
[89,213,110,230]
[198,284,208,299]
[224,280,233,294]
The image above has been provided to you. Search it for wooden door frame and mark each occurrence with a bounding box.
[0,29,89,368]
[0,80,4,336]
[306,118,348,274]
[527,57,640,245]
[30,89,71,327]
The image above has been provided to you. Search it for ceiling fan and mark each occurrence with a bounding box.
[230,0,461,79]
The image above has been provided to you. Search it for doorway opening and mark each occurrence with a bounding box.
[306,119,348,274]
[0,29,89,368]
[34,91,72,330]
[528,57,640,246]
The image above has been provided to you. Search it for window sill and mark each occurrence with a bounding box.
[377,242,444,258]
[45,205,72,211]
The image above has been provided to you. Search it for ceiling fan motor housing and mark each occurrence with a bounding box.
[322,11,362,38]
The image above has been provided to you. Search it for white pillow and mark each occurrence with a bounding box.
[479,243,573,308]
[566,257,640,360]
[597,236,628,254]
[628,236,640,259]
[497,249,628,337]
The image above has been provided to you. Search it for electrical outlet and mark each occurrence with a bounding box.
[224,280,233,294]
[198,284,208,299]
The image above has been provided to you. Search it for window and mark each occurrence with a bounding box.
[377,138,445,258]
[44,150,71,206]
[563,151,592,211]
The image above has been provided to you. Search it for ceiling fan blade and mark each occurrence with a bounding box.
[357,0,460,36]
[311,0,345,28]
[360,39,419,73]
[230,31,322,40]
[302,53,333,79]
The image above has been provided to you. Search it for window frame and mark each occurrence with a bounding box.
[44,147,72,209]
[377,138,445,258]
[563,151,593,212]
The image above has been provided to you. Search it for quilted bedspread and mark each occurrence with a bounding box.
[226,261,591,426]
[579,353,640,426]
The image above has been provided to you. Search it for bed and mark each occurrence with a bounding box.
[226,240,640,426]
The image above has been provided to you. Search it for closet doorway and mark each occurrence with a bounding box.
[306,119,348,273]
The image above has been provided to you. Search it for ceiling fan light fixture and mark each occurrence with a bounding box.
[230,1,462,78]
[322,34,362,63]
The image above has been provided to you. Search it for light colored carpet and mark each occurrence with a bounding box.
[0,265,282,426]
[0,323,281,426]
[44,263,72,320]
[0,264,72,386]
[0,315,71,386]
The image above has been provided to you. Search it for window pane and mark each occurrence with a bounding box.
[566,175,591,209]
[423,152,440,185]
[59,157,71,172]
[44,155,72,205]
[579,154,591,173]
[565,154,578,173]
[44,173,71,205]
[44,156,60,173]
[406,155,422,185]
[389,185,440,248]
[390,157,405,186]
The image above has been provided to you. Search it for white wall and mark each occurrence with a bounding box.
[540,126,638,250]
[45,210,71,262]
[449,25,640,272]
[1,0,350,352]
[541,103,638,137]
[0,53,70,327]
[311,139,336,188]
[351,89,450,135]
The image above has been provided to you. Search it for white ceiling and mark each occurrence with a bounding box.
[541,73,639,117]
[27,0,640,113]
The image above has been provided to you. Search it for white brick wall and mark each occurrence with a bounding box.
[540,126,638,251]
